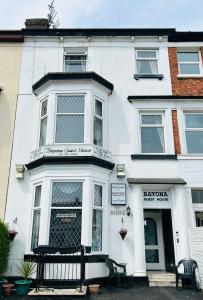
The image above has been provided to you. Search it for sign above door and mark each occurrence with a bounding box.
[143,191,171,208]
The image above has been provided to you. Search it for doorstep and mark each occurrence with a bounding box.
[28,286,87,296]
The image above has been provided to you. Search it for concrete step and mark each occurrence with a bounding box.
[28,286,87,296]
[147,272,176,287]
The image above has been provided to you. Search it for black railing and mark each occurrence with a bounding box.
[31,245,91,291]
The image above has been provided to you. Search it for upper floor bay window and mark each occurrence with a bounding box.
[140,113,165,153]
[136,50,158,75]
[39,99,48,147]
[192,190,203,227]
[177,51,202,75]
[55,95,85,143]
[94,99,103,147]
[64,49,87,72]
[185,113,203,153]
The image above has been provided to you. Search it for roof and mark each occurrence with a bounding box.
[0,30,24,42]
[128,95,203,102]
[127,178,187,185]
[33,72,114,94]
[22,28,176,37]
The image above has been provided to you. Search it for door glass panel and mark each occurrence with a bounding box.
[144,217,158,245]
[146,249,159,263]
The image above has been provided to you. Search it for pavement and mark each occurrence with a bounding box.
[1,287,203,300]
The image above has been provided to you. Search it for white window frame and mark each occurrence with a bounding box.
[93,98,104,148]
[64,49,87,72]
[38,99,48,147]
[139,111,166,154]
[184,112,203,153]
[177,50,203,76]
[191,189,203,227]
[47,180,83,247]
[92,183,104,253]
[30,184,42,250]
[135,49,159,75]
[54,94,85,144]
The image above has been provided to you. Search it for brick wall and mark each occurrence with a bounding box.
[168,48,203,96]
[172,110,181,154]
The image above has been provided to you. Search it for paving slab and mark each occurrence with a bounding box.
[0,287,202,300]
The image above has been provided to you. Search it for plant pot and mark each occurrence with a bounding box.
[3,283,14,296]
[119,230,127,240]
[8,232,18,241]
[15,280,32,296]
[0,279,7,296]
[88,284,100,294]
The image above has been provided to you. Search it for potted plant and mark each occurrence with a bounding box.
[8,229,18,241]
[88,284,100,294]
[15,261,36,296]
[3,283,14,296]
[119,217,128,240]
[0,220,10,296]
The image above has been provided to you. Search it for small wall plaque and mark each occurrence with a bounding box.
[111,183,126,205]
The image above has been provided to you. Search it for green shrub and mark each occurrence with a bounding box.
[0,219,10,275]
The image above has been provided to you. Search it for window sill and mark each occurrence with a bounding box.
[177,74,203,79]
[134,74,164,80]
[178,154,203,160]
[131,154,177,160]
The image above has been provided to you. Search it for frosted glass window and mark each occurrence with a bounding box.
[55,95,85,143]
[136,50,158,75]
[140,114,165,153]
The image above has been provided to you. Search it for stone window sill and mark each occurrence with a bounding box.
[134,74,164,80]
[177,74,203,79]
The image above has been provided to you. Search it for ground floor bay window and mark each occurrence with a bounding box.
[29,174,108,253]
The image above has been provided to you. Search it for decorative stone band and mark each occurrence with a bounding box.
[30,144,112,163]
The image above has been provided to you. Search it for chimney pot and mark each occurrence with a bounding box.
[25,18,49,29]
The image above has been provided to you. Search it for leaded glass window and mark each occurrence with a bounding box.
[140,113,165,153]
[55,95,85,143]
[31,185,42,250]
[49,182,83,247]
[64,49,87,72]
[136,50,158,75]
[94,99,103,147]
[39,99,48,147]
[177,51,201,75]
[92,184,103,251]
[185,113,203,153]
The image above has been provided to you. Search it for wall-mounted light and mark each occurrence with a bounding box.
[15,164,25,179]
[59,36,64,42]
[126,206,131,216]
[116,164,125,178]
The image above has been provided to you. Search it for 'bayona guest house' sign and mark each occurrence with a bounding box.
[143,191,171,207]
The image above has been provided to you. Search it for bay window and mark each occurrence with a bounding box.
[185,113,203,153]
[92,184,103,251]
[31,185,42,250]
[49,182,83,247]
[94,99,103,147]
[39,99,48,147]
[140,113,165,153]
[55,95,85,143]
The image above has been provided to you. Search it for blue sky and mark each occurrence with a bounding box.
[0,0,203,30]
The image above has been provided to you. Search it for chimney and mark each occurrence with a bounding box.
[25,18,49,29]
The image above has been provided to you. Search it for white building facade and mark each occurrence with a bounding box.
[4,24,203,282]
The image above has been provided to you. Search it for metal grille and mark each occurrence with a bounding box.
[57,96,84,114]
[52,182,82,207]
[49,209,82,247]
[141,127,164,153]
[94,185,102,206]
